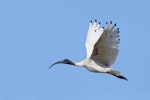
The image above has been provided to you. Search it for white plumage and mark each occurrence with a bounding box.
[50,20,127,80]
[87,20,119,66]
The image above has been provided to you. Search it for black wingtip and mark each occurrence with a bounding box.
[95,19,97,22]
[110,21,112,24]
[90,20,92,23]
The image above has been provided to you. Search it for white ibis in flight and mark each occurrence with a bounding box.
[50,20,127,81]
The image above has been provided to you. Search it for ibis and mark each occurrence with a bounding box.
[50,20,127,81]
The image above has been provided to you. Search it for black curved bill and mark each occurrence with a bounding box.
[49,61,63,69]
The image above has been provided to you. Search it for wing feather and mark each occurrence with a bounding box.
[85,20,104,58]
[91,21,120,66]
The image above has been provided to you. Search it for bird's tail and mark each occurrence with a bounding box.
[111,70,120,76]
[109,69,128,81]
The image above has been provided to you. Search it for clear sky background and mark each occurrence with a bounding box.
[1,0,150,100]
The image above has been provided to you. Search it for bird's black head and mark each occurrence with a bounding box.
[49,59,75,69]
[62,59,75,65]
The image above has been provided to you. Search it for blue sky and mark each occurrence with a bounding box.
[1,0,150,100]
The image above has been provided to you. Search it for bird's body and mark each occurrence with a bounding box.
[75,59,109,73]
[50,20,127,80]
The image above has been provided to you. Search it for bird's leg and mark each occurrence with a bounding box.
[112,74,128,81]
[107,71,128,81]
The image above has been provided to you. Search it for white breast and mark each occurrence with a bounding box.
[75,59,110,73]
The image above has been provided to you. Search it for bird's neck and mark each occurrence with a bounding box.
[75,59,90,67]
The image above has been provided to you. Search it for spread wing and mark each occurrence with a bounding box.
[90,21,120,66]
[85,20,103,58]
[85,20,120,66]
